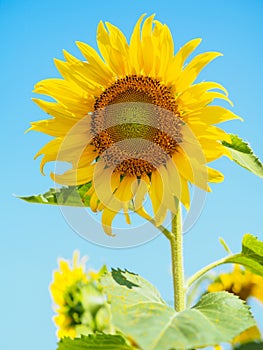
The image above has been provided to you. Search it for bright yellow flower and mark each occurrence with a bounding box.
[50,251,109,339]
[31,14,240,234]
[50,251,88,338]
[208,265,263,302]
[208,265,263,348]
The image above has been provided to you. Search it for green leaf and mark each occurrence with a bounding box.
[242,234,263,264]
[101,269,165,305]
[57,334,134,350]
[111,269,139,289]
[226,234,263,276]
[234,342,263,350]
[18,183,91,207]
[222,134,263,178]
[101,270,255,350]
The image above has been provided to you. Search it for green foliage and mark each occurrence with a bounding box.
[101,270,255,350]
[101,268,165,305]
[233,342,263,350]
[18,183,91,206]
[111,269,139,289]
[57,334,134,350]
[62,279,112,336]
[223,134,263,178]
[226,234,263,276]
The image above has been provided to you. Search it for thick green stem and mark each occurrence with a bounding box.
[170,208,185,312]
[135,207,185,311]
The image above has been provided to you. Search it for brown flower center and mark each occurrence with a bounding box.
[91,75,182,177]
[226,283,254,301]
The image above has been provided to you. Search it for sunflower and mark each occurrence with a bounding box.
[208,265,263,303]
[30,14,240,234]
[50,251,109,339]
[208,265,263,347]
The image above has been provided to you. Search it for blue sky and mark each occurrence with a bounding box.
[1,0,263,349]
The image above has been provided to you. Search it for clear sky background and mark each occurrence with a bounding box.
[1,0,263,349]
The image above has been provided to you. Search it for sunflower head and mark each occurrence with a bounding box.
[208,265,263,347]
[31,14,240,234]
[50,251,111,339]
[208,265,263,303]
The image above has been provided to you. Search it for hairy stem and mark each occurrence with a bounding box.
[170,208,185,312]
[136,207,185,311]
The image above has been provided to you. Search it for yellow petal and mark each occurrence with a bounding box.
[177,81,229,110]
[176,52,222,92]
[232,325,262,345]
[114,176,136,202]
[158,164,179,214]
[180,176,190,210]
[97,21,124,77]
[207,167,224,183]
[166,38,202,84]
[141,14,155,76]
[105,22,131,75]
[76,41,114,81]
[149,170,168,225]
[180,124,207,164]
[154,22,174,79]
[133,175,150,211]
[54,59,103,95]
[90,190,100,212]
[185,106,242,125]
[166,158,183,200]
[198,137,232,161]
[32,99,80,121]
[135,207,152,221]
[51,164,95,186]
[187,121,232,143]
[129,14,146,74]
[250,284,263,303]
[29,118,74,137]
[92,166,117,208]
[172,150,210,192]
[34,78,94,114]
[101,207,118,236]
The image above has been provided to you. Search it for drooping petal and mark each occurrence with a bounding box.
[158,164,179,214]
[149,169,168,226]
[133,175,150,211]
[101,207,118,236]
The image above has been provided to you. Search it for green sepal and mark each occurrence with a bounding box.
[18,183,91,206]
[101,270,255,350]
[223,134,263,178]
[57,334,134,350]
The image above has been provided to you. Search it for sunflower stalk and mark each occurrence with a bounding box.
[170,207,185,312]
